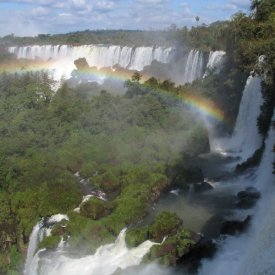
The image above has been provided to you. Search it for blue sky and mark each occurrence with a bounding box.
[0,0,251,36]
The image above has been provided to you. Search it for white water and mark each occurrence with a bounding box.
[28,228,159,275]
[24,214,69,275]
[199,111,275,275]
[182,49,204,83]
[8,45,174,71]
[24,222,43,275]
[204,51,226,77]
[47,214,69,224]
[9,46,226,86]
[210,75,263,161]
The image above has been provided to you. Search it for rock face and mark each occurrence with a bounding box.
[178,238,217,273]
[172,166,204,190]
[148,229,200,266]
[80,197,109,219]
[236,187,261,208]
[220,216,251,235]
[235,146,264,173]
[126,212,200,267]
[193,181,213,193]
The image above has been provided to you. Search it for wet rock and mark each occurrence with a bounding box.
[235,146,264,173]
[193,181,213,193]
[177,238,217,273]
[148,229,200,266]
[220,215,251,235]
[236,187,261,208]
[172,166,204,190]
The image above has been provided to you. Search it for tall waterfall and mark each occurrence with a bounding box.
[210,74,263,160]
[182,49,204,83]
[24,214,69,275]
[230,75,263,157]
[204,51,226,77]
[24,222,43,275]
[27,228,159,275]
[8,45,174,71]
[199,111,275,275]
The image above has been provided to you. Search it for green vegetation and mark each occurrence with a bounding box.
[148,229,196,266]
[126,212,197,266]
[0,1,274,273]
[0,69,208,273]
[80,197,110,220]
[38,236,61,250]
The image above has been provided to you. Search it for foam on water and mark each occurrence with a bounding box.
[28,228,160,275]
[199,111,275,275]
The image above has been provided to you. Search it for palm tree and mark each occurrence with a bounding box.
[195,16,200,27]
[250,0,261,12]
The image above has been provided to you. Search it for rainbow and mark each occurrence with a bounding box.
[74,66,226,125]
[0,59,226,125]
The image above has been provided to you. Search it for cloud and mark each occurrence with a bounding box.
[223,0,250,11]
[93,0,115,12]
[31,6,50,16]
[136,0,168,4]
[70,0,88,10]
[52,2,65,9]
[0,10,42,36]
[0,0,252,37]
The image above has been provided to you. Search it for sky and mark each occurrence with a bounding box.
[0,0,251,37]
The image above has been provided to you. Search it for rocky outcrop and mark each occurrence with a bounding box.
[220,216,251,235]
[236,187,261,208]
[193,181,213,193]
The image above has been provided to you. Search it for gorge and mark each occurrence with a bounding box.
[0,1,274,274]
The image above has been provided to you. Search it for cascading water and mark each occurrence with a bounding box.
[24,214,69,275]
[28,228,160,275]
[24,222,43,275]
[230,75,263,155]
[199,111,275,275]
[8,45,174,85]
[182,49,204,84]
[203,51,226,77]
[8,45,174,71]
[8,46,225,86]
[210,74,263,161]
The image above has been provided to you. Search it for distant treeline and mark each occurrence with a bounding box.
[0,21,231,52]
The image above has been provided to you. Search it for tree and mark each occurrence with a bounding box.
[250,0,275,21]
[131,71,141,83]
[195,16,200,27]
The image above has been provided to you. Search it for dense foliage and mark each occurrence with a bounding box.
[0,71,208,273]
[0,1,274,273]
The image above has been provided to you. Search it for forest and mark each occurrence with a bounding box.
[0,0,274,274]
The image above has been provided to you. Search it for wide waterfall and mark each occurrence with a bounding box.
[8,45,174,71]
[8,45,225,86]
[210,74,263,161]
[27,228,159,275]
[199,111,275,275]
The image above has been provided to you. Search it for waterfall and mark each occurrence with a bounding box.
[28,228,159,275]
[8,45,174,71]
[199,111,275,275]
[230,75,263,157]
[210,74,263,160]
[9,45,221,85]
[182,50,204,83]
[204,51,226,77]
[24,222,43,275]
[24,214,69,275]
